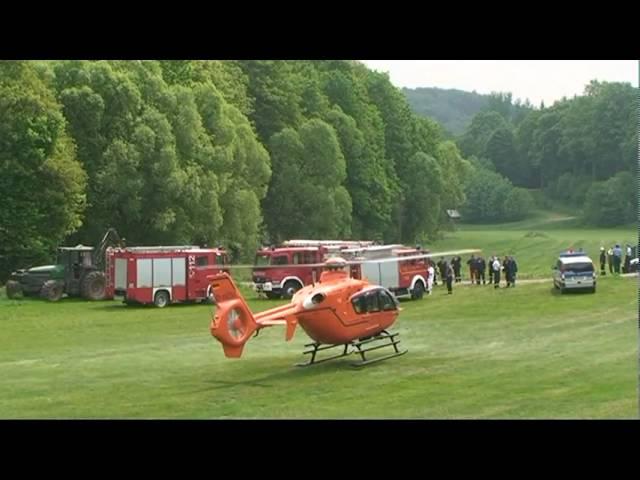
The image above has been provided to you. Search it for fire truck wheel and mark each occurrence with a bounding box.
[154,290,170,308]
[41,280,64,302]
[81,271,107,301]
[411,281,425,300]
[5,280,23,299]
[281,280,301,299]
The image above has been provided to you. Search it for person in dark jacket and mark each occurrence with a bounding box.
[445,262,454,294]
[452,256,462,283]
[467,254,477,285]
[477,256,486,285]
[508,256,518,287]
[599,247,606,276]
[437,257,446,285]
[607,247,613,274]
[503,256,511,287]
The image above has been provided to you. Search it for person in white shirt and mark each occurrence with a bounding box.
[492,256,501,289]
[427,261,435,294]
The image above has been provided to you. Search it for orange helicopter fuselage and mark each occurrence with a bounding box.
[288,270,399,344]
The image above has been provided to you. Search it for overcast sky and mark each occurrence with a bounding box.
[361,60,638,106]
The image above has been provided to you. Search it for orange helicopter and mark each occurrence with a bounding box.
[209,249,480,367]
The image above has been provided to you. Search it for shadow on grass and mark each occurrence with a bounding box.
[191,350,432,393]
[549,287,596,296]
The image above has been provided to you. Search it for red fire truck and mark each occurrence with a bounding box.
[343,245,430,300]
[252,240,374,299]
[251,240,429,300]
[106,246,229,307]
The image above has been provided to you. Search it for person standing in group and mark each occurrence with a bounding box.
[488,256,494,284]
[467,254,477,285]
[599,247,607,276]
[431,259,438,286]
[445,262,454,294]
[437,257,446,286]
[427,261,435,295]
[492,256,501,289]
[477,256,486,285]
[502,256,511,287]
[508,256,518,287]
[451,256,462,283]
[607,247,614,274]
[624,244,632,273]
[612,244,622,274]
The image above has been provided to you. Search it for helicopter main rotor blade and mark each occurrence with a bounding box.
[225,248,482,270]
[359,249,483,264]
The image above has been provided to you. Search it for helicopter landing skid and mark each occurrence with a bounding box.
[295,331,407,368]
[295,342,353,367]
[350,330,407,368]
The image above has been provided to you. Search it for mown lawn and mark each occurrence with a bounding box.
[1,272,635,418]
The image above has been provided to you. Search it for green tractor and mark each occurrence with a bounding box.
[5,229,122,302]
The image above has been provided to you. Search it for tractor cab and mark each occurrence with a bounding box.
[57,246,97,296]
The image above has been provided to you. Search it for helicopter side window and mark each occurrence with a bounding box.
[352,295,366,314]
[365,291,380,313]
[379,290,397,311]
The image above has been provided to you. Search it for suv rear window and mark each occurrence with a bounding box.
[562,262,593,273]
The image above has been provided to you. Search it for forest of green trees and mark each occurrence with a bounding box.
[0,60,469,278]
[0,60,636,280]
[455,86,637,224]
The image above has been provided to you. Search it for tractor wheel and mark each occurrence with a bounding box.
[154,290,170,308]
[81,271,107,301]
[41,280,64,302]
[411,281,425,300]
[5,280,23,299]
[281,280,302,300]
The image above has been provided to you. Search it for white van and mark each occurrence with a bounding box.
[552,252,596,293]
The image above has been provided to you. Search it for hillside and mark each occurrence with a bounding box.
[403,87,489,135]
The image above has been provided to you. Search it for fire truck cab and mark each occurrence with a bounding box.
[106,246,229,307]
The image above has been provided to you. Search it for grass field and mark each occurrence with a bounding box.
[1,272,636,418]
[429,211,637,279]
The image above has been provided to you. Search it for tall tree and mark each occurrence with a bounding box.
[0,61,87,279]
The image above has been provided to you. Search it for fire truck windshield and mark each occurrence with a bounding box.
[255,254,271,266]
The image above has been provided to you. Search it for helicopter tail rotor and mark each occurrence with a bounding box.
[209,273,258,358]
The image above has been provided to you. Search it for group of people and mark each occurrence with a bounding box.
[427,254,518,295]
[599,244,634,275]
